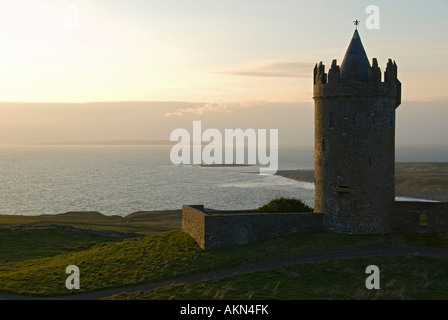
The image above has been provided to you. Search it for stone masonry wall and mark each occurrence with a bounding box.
[182,205,207,249]
[390,201,448,233]
[182,202,448,250]
[182,205,323,250]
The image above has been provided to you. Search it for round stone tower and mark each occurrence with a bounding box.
[313,28,401,234]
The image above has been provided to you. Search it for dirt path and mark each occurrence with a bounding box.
[2,245,448,300]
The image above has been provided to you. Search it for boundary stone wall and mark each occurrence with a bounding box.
[390,201,448,233]
[182,205,323,250]
[182,201,448,250]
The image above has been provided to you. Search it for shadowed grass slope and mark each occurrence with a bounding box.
[104,255,448,300]
[0,229,388,297]
[0,227,122,263]
[1,227,448,298]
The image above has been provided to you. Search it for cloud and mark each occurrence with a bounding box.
[218,61,312,78]
[165,101,265,117]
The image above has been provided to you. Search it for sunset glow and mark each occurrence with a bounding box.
[0,0,447,144]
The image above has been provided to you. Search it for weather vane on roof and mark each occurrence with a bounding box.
[353,19,360,30]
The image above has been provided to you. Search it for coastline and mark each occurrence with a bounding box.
[275,169,448,203]
[197,164,253,168]
[0,164,445,221]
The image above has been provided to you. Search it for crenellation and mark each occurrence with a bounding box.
[314,62,327,85]
[314,58,402,103]
[369,58,381,82]
[328,59,340,84]
[384,58,398,82]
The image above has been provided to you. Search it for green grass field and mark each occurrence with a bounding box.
[105,255,448,300]
[0,227,122,263]
[1,221,448,299]
[395,162,448,197]
[0,227,384,297]
[396,172,448,189]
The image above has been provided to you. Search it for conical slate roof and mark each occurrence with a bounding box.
[340,29,370,81]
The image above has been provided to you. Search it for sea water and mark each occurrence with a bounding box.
[0,144,445,216]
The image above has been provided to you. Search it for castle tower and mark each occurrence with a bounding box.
[313,27,401,234]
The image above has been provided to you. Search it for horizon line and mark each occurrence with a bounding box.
[1,141,448,148]
[0,97,447,105]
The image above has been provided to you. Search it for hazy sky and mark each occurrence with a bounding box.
[0,0,447,145]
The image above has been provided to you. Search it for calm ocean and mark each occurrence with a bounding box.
[0,144,446,216]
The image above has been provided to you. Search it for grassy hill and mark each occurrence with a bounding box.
[105,255,448,300]
[395,162,448,201]
[0,210,182,235]
[1,215,448,299]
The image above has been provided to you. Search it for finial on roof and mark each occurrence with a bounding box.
[353,19,360,30]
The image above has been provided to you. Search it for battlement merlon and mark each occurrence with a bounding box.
[313,61,327,85]
[385,59,402,108]
[313,58,401,108]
